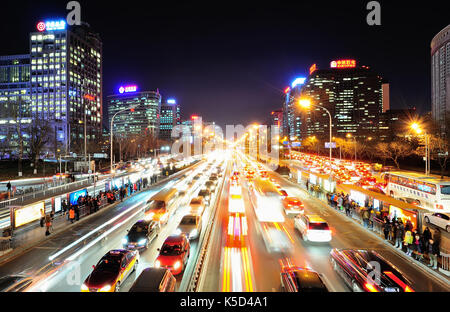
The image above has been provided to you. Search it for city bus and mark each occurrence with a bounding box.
[381,171,450,212]
[249,177,284,222]
[144,188,179,224]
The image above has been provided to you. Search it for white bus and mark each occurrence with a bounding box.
[381,171,450,212]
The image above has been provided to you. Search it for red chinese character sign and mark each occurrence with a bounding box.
[330,59,356,69]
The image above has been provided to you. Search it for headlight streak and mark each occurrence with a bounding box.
[48,201,143,261]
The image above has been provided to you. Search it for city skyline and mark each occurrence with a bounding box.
[0,1,449,129]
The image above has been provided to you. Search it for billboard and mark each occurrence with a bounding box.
[69,189,87,205]
[14,201,44,228]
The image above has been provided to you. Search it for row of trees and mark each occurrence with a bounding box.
[298,120,450,178]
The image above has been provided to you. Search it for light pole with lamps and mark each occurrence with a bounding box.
[299,98,333,180]
[346,133,357,162]
[410,122,429,175]
[110,104,139,174]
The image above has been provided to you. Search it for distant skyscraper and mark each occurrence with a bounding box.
[108,86,161,139]
[282,77,306,141]
[270,109,283,128]
[29,19,103,156]
[0,54,31,158]
[300,60,384,140]
[159,98,180,141]
[431,24,450,135]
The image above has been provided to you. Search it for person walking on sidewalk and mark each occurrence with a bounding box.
[337,195,344,212]
[383,218,391,240]
[44,214,52,236]
[395,219,405,249]
[423,227,432,252]
[413,234,425,262]
[404,229,414,256]
[40,208,45,227]
[69,207,75,224]
[362,208,370,228]
[428,239,440,270]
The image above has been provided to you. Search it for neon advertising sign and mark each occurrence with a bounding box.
[330,59,356,69]
[118,85,138,94]
[36,19,67,32]
[309,64,317,75]
[167,98,176,104]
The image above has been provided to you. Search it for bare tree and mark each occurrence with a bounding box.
[375,139,414,169]
[26,118,53,174]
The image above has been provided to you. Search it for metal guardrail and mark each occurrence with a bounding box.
[186,162,228,292]
[440,253,450,275]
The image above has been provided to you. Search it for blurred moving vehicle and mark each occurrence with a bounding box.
[81,249,139,292]
[0,275,33,292]
[280,266,328,292]
[197,189,211,205]
[145,188,178,224]
[282,197,304,215]
[122,220,160,250]
[294,215,331,242]
[175,214,202,240]
[330,249,414,292]
[189,197,206,215]
[424,212,450,232]
[155,235,191,275]
[129,268,176,292]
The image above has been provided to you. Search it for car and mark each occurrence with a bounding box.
[122,220,160,250]
[279,189,288,198]
[81,249,139,292]
[155,235,191,275]
[189,197,205,215]
[330,249,414,292]
[282,197,304,215]
[424,212,450,232]
[208,176,218,184]
[280,266,328,292]
[0,275,33,292]
[175,214,202,239]
[205,180,216,192]
[129,267,176,292]
[193,174,201,180]
[197,189,211,205]
[294,214,331,242]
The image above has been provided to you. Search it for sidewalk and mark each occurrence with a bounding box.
[0,161,200,264]
[277,173,450,286]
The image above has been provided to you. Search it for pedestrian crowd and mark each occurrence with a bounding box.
[325,191,442,270]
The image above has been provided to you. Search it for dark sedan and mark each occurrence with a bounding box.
[330,249,414,292]
[122,220,160,250]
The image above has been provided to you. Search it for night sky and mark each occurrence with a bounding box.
[1,0,449,128]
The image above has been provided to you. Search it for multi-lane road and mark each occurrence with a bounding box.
[0,152,449,292]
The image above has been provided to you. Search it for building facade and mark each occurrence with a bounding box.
[270,109,283,128]
[300,60,385,140]
[0,54,31,158]
[159,98,180,141]
[108,88,161,140]
[431,24,450,135]
[282,78,306,141]
[378,108,418,141]
[29,19,103,157]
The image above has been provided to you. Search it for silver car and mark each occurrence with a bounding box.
[175,214,202,240]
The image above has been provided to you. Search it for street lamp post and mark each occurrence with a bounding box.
[346,133,357,162]
[411,122,429,175]
[299,99,333,181]
[110,104,139,175]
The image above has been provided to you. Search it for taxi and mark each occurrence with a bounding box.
[81,249,139,292]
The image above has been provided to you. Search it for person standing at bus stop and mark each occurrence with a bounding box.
[69,207,75,223]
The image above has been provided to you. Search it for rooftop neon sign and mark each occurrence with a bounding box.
[291,77,306,88]
[330,59,356,69]
[118,85,138,94]
[36,20,66,32]
[167,99,176,104]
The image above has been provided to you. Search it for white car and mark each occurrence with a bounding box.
[294,214,332,242]
[424,213,450,233]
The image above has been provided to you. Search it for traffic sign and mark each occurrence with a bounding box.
[325,142,336,148]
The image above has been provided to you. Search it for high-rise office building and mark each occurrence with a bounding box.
[378,108,418,141]
[0,54,31,158]
[159,98,180,141]
[108,85,161,139]
[431,24,450,135]
[29,19,102,156]
[282,78,306,141]
[270,109,283,128]
[300,60,385,140]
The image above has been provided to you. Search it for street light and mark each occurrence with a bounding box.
[410,122,429,175]
[299,98,333,180]
[110,104,139,175]
[346,133,357,162]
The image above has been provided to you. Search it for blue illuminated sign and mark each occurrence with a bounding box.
[291,77,306,88]
[167,99,176,104]
[118,85,138,94]
[69,189,87,205]
[37,19,66,32]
